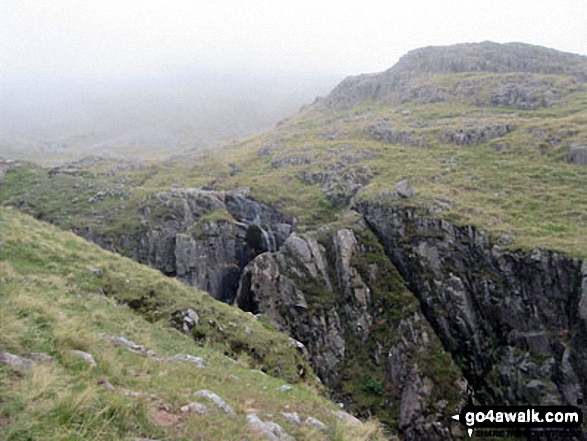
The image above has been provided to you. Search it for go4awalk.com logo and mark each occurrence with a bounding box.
[451,405,583,438]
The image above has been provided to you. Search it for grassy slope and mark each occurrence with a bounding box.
[0,207,386,440]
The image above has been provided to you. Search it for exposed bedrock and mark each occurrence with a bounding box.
[355,201,587,409]
[235,213,467,439]
[78,187,293,303]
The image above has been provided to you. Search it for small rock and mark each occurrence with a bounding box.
[281,412,301,425]
[180,402,209,414]
[245,326,252,335]
[183,309,200,330]
[194,390,234,414]
[247,414,295,441]
[432,197,454,209]
[69,350,96,367]
[396,180,415,198]
[330,409,362,425]
[90,267,103,277]
[101,334,147,355]
[0,352,33,368]
[166,354,207,368]
[277,385,293,392]
[304,417,328,430]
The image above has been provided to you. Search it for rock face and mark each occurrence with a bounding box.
[356,201,587,408]
[235,213,466,439]
[323,42,587,110]
[79,188,292,303]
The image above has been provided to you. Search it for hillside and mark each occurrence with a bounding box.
[0,207,385,440]
[2,42,587,439]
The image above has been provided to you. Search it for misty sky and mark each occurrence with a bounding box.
[2,0,587,81]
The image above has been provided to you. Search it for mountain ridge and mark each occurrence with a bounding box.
[323,41,587,110]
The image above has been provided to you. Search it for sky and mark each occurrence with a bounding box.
[2,0,587,81]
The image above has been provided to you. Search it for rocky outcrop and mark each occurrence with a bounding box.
[235,213,466,439]
[79,188,293,303]
[323,42,587,111]
[367,121,424,147]
[296,163,373,209]
[440,123,514,146]
[356,202,587,408]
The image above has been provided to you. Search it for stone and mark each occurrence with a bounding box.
[194,390,234,414]
[100,334,147,355]
[441,123,513,146]
[304,417,328,430]
[165,354,207,367]
[395,180,415,198]
[281,412,301,425]
[330,409,362,425]
[69,350,96,367]
[0,352,33,368]
[247,414,294,441]
[276,385,293,392]
[90,267,103,277]
[180,402,209,414]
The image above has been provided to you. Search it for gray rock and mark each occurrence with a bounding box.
[304,417,328,430]
[367,121,424,147]
[183,308,200,329]
[166,354,207,367]
[69,350,96,367]
[276,385,293,392]
[180,402,209,414]
[323,42,587,111]
[356,200,587,410]
[247,414,295,441]
[330,409,362,425]
[396,180,415,198]
[441,123,513,146]
[0,352,33,368]
[194,390,234,414]
[100,334,147,355]
[281,412,301,425]
[89,267,103,277]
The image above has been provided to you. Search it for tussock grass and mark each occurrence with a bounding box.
[0,208,386,440]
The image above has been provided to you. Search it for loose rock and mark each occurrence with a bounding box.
[194,390,234,414]
[247,414,295,441]
[69,350,96,367]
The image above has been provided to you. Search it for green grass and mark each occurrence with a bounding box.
[0,208,388,440]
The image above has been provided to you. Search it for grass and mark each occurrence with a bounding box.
[0,207,388,440]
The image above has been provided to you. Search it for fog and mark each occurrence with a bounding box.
[2,0,587,163]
